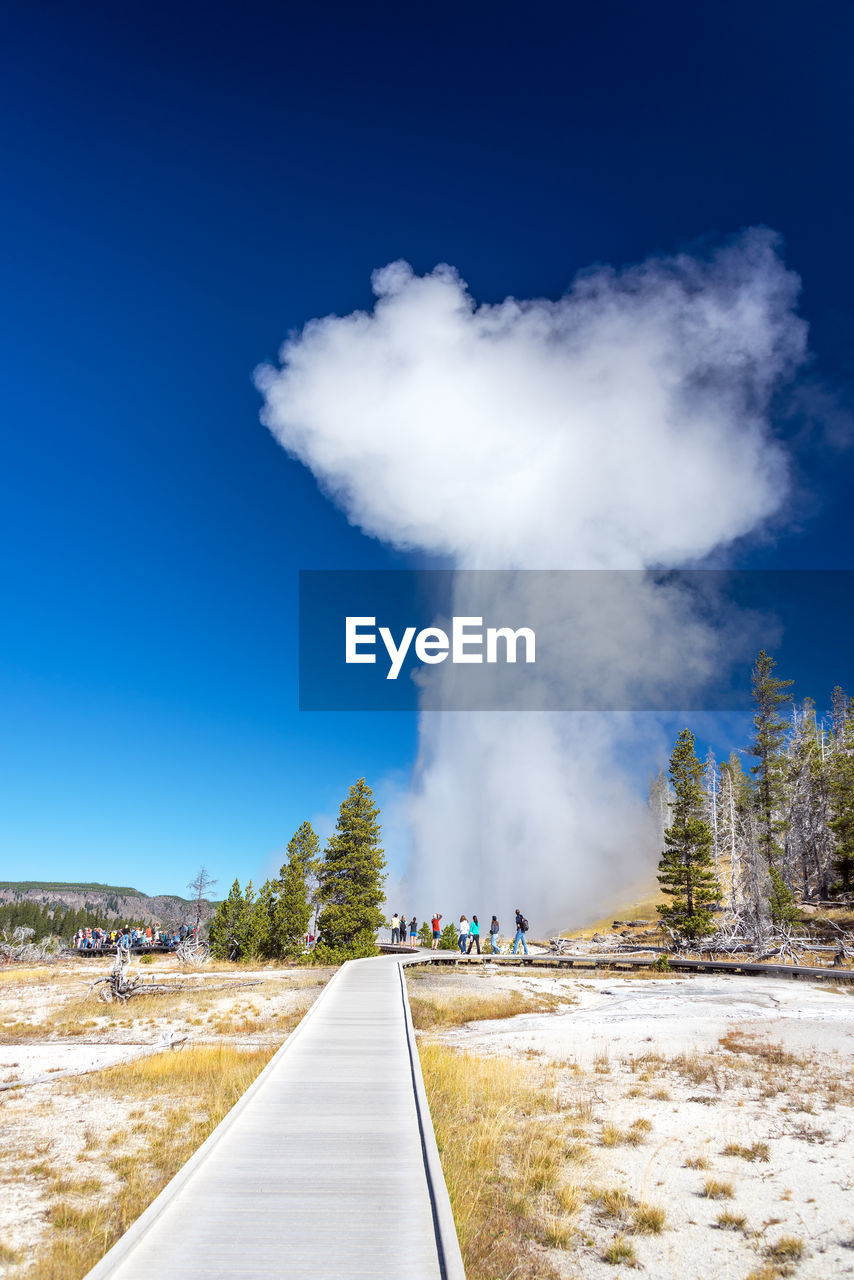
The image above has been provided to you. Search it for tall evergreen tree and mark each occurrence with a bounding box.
[316,779,386,958]
[253,878,279,957]
[829,692,854,893]
[657,728,719,939]
[285,821,321,935]
[748,650,794,867]
[272,826,314,955]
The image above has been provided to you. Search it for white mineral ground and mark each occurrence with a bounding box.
[2,961,852,1279]
[0,958,330,1266]
[418,967,854,1279]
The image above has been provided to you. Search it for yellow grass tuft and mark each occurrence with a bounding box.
[701,1177,734,1199]
[602,1234,638,1266]
[631,1202,666,1234]
[722,1141,769,1162]
[408,988,564,1030]
[418,1042,570,1279]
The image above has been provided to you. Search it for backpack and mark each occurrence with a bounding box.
[520,917,529,932]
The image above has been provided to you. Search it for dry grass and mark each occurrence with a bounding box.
[722,1141,769,1162]
[631,1202,666,1234]
[8,1043,276,1280]
[718,1031,802,1068]
[601,1234,638,1266]
[600,1117,650,1148]
[418,1041,578,1279]
[408,988,564,1030]
[765,1235,805,1263]
[716,1210,747,1231]
[701,1177,734,1200]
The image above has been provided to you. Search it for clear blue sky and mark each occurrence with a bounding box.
[1,0,852,896]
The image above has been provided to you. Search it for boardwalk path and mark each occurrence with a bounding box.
[86,954,465,1280]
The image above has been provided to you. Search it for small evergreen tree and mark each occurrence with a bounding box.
[208,878,262,960]
[767,863,799,924]
[748,650,794,867]
[418,921,432,949]
[438,923,458,950]
[316,779,386,959]
[657,728,719,939]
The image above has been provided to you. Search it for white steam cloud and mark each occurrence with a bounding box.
[257,230,807,929]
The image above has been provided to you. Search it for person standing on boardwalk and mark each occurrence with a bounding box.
[489,915,500,953]
[457,915,469,954]
[512,908,529,955]
[409,916,417,948]
[467,915,481,954]
[431,913,442,950]
[391,913,400,944]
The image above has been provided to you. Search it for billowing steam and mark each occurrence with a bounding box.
[256,229,807,929]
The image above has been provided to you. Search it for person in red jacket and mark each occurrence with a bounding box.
[431,913,442,950]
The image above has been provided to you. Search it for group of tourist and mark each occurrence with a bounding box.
[389,913,418,946]
[72,924,199,951]
[389,909,530,955]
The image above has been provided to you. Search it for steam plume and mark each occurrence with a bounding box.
[256,230,807,928]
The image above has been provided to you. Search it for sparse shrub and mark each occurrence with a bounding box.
[594,1186,636,1219]
[631,1202,666,1234]
[702,1177,734,1199]
[685,1154,710,1170]
[654,954,671,972]
[722,1141,769,1162]
[542,1216,575,1249]
[602,1235,638,1266]
[555,1183,583,1214]
[716,1211,747,1231]
[765,1235,805,1263]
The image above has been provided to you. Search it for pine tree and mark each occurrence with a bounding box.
[253,878,279,957]
[438,923,458,950]
[272,827,314,955]
[768,863,799,924]
[284,821,321,937]
[418,921,433,949]
[657,728,719,939]
[316,779,386,958]
[829,692,854,893]
[208,878,261,960]
[241,880,264,959]
[748,650,794,867]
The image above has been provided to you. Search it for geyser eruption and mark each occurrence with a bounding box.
[256,230,808,928]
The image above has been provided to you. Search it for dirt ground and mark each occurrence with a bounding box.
[411,965,854,1280]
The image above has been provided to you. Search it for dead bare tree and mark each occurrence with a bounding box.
[187,866,218,933]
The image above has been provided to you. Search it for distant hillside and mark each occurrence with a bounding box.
[0,881,215,927]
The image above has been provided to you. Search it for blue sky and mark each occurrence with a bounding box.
[1,0,853,897]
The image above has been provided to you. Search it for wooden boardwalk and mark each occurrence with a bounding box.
[86,954,465,1280]
[387,947,854,984]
